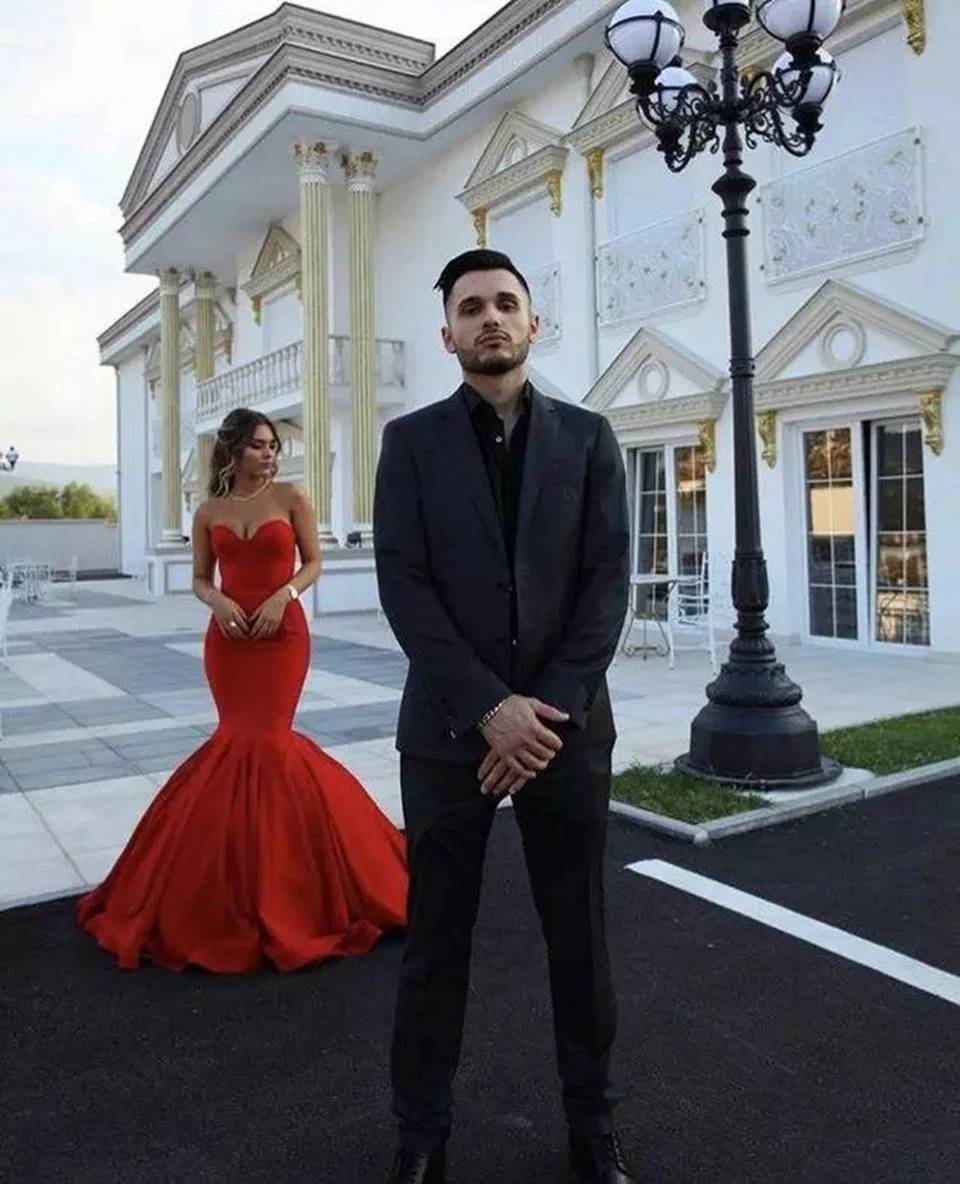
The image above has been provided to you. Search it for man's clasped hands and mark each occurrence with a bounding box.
[477,694,569,797]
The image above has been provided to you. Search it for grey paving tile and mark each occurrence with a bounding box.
[310,638,408,690]
[12,763,140,791]
[0,704,78,735]
[105,729,205,761]
[62,698,172,727]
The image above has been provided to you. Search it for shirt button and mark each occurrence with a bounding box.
[495,435,503,444]
[511,637,518,647]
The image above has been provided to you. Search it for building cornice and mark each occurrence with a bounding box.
[754,355,960,413]
[122,0,571,225]
[605,390,728,433]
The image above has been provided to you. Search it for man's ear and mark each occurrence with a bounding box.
[440,325,457,355]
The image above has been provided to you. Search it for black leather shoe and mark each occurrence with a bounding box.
[569,1130,637,1183]
[387,1146,446,1183]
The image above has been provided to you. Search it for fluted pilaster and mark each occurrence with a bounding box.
[158,267,183,542]
[194,271,216,499]
[343,150,378,544]
[292,140,337,545]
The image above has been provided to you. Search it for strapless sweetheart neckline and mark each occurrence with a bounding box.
[209,517,293,543]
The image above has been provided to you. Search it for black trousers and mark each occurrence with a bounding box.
[391,732,618,1152]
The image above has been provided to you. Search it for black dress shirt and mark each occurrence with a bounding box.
[461,382,531,567]
[462,382,531,672]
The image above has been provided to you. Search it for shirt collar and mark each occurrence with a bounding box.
[461,380,532,418]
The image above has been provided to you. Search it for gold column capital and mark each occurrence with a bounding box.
[903,0,926,55]
[756,409,778,469]
[342,150,378,192]
[292,140,335,183]
[158,267,180,297]
[194,270,216,299]
[919,389,943,455]
[472,209,487,248]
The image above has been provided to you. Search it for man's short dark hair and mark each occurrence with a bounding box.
[434,249,530,307]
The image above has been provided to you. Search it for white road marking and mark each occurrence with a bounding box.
[628,859,960,1009]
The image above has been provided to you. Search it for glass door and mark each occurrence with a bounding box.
[800,417,930,648]
[872,419,929,646]
[627,443,709,619]
[802,426,863,641]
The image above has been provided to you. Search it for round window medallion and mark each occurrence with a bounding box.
[820,319,866,370]
[638,358,670,402]
[176,92,200,154]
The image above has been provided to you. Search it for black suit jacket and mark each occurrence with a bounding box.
[373,385,630,762]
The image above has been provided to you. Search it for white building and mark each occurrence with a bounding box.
[99,0,959,655]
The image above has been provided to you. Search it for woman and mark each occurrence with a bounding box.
[77,409,407,973]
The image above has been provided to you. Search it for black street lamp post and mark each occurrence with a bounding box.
[605,0,847,789]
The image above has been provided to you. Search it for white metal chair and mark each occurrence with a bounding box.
[51,554,79,601]
[668,552,719,672]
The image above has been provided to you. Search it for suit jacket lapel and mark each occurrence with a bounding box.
[516,388,559,544]
[440,390,507,560]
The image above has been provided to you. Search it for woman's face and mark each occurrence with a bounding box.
[238,422,279,479]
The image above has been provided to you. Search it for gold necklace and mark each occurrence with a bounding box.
[229,478,271,503]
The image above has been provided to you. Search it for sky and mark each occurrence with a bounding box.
[0,0,506,466]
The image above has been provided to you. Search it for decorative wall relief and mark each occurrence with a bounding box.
[902,0,926,55]
[919,389,943,455]
[756,409,778,468]
[759,128,924,284]
[530,263,562,345]
[596,209,706,327]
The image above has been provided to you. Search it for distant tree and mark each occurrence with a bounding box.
[2,484,63,519]
[0,482,116,521]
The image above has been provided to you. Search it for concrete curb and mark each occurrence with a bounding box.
[609,755,960,845]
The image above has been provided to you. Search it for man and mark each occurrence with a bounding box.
[373,249,633,1184]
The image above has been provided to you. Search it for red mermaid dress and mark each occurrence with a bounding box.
[76,518,408,972]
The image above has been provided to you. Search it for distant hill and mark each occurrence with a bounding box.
[0,462,116,497]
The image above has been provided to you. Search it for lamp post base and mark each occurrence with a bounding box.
[675,695,842,790]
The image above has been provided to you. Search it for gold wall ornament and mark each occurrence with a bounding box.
[473,208,488,247]
[756,409,778,468]
[586,147,605,201]
[919,390,943,455]
[697,419,717,473]
[251,295,262,325]
[294,271,302,300]
[546,169,563,217]
[903,0,926,55]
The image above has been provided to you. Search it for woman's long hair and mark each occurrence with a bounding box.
[207,408,281,499]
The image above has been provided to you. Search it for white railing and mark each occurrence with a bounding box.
[195,336,406,424]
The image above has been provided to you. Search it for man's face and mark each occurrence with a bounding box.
[441,268,539,377]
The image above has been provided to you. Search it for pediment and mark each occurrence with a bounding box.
[585,326,725,413]
[458,110,568,216]
[464,111,565,190]
[123,50,272,214]
[242,225,302,307]
[755,280,959,385]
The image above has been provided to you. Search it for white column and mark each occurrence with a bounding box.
[194,271,216,501]
[343,150,378,545]
[158,267,183,543]
[292,140,337,546]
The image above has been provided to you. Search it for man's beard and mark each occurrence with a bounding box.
[456,339,530,377]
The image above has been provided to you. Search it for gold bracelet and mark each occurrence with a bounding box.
[477,699,506,731]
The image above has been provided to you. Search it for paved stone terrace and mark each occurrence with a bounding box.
[2,580,958,910]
